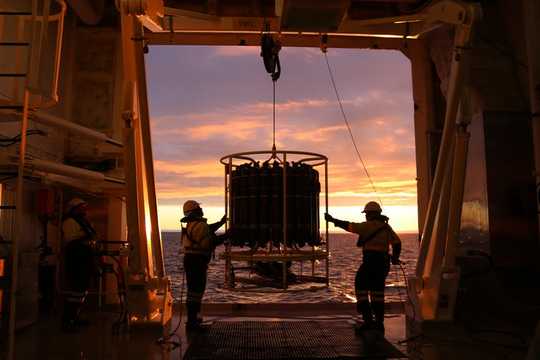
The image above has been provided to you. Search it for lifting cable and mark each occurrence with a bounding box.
[261,30,281,152]
[273,80,276,150]
[322,50,383,207]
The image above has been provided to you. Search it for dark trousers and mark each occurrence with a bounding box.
[63,241,94,324]
[355,251,390,324]
[184,253,210,324]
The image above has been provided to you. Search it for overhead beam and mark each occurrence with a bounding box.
[145,31,412,50]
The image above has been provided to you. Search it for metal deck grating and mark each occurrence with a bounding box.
[183,321,406,359]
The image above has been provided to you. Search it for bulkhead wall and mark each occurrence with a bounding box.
[424,0,540,288]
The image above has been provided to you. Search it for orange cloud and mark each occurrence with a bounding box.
[213,46,260,57]
[154,159,222,178]
[186,119,266,140]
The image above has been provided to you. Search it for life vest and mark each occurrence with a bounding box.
[348,220,401,253]
[182,219,213,255]
[62,215,96,243]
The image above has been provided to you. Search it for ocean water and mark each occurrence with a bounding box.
[162,232,419,303]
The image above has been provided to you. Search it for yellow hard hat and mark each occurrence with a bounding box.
[183,200,201,215]
[67,198,87,213]
[362,201,382,213]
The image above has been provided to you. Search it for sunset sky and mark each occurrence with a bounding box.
[147,46,418,232]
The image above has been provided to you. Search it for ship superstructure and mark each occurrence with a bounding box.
[0,1,539,359]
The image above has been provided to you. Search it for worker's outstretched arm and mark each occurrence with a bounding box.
[209,215,227,233]
[324,213,350,232]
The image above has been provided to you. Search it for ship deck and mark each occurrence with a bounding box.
[5,303,535,359]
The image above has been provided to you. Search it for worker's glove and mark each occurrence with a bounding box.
[324,213,334,223]
[391,257,401,265]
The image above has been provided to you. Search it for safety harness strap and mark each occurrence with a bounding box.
[357,223,390,248]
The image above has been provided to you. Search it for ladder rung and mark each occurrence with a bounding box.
[0,42,29,46]
[0,206,15,210]
[0,73,26,77]
[0,105,23,110]
[0,11,32,16]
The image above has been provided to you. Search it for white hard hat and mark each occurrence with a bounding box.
[362,201,382,213]
[183,200,201,215]
[67,198,87,213]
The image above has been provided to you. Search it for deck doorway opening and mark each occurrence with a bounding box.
[146,46,418,305]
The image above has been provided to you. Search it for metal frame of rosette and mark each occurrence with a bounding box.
[220,149,329,291]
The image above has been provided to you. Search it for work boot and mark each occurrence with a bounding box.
[371,300,385,334]
[186,302,203,331]
[372,301,384,325]
[357,300,373,324]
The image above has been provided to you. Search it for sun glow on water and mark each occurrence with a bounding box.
[158,204,418,233]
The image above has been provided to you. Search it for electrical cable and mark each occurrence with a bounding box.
[392,263,406,307]
[398,262,416,321]
[323,52,384,207]
[157,254,186,349]
[0,129,46,147]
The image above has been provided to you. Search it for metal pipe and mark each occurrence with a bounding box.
[49,0,67,102]
[28,0,50,93]
[416,22,473,279]
[7,89,30,360]
[133,18,164,277]
[122,113,147,275]
[224,158,231,288]
[425,149,453,280]
[443,128,469,268]
[282,153,287,290]
[325,160,329,286]
[26,158,124,184]
[31,111,123,147]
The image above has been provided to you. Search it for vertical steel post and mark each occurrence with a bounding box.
[49,0,66,102]
[443,94,472,269]
[225,157,231,288]
[7,89,30,360]
[416,23,474,280]
[123,112,147,274]
[325,160,329,286]
[132,18,164,277]
[282,152,287,290]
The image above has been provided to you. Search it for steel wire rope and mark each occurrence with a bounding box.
[273,80,276,150]
[323,52,383,207]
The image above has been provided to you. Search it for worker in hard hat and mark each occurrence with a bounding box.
[325,201,401,333]
[61,198,98,331]
[181,200,228,331]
